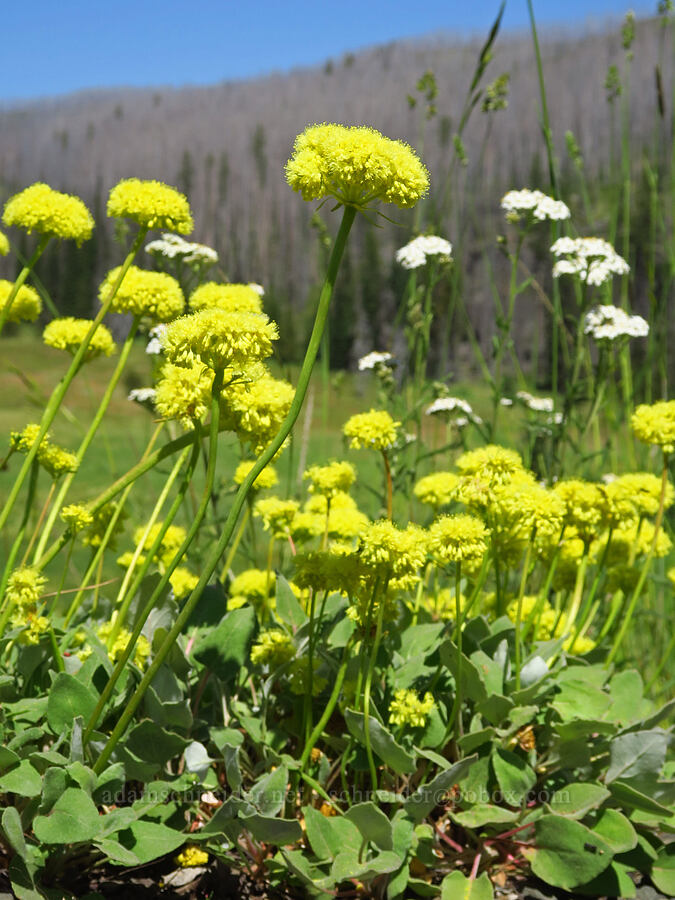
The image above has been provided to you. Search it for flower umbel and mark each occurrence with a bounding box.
[107,179,193,233]
[43,318,116,360]
[3,183,94,244]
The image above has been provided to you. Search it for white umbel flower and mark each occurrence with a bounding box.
[501,189,570,222]
[358,351,393,371]
[551,237,629,286]
[146,233,218,265]
[426,397,474,416]
[516,391,555,413]
[128,387,157,404]
[146,323,168,355]
[583,305,649,342]
[396,235,453,270]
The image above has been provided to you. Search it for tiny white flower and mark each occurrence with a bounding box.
[146,323,167,355]
[128,387,157,404]
[516,391,555,413]
[501,189,570,222]
[551,237,629,286]
[500,397,514,406]
[358,351,393,371]
[583,305,649,342]
[426,397,473,416]
[396,235,453,270]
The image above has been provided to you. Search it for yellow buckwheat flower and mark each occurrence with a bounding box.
[254,497,299,537]
[234,460,278,491]
[60,504,94,532]
[134,522,187,566]
[343,409,400,451]
[107,178,193,233]
[163,308,278,372]
[631,400,675,453]
[286,124,429,210]
[154,361,214,427]
[82,503,127,550]
[553,480,606,544]
[3,183,94,244]
[97,622,150,668]
[43,317,116,360]
[603,472,674,526]
[12,611,50,645]
[169,567,199,600]
[414,472,459,509]
[389,689,435,729]
[6,567,46,609]
[175,845,209,868]
[0,279,41,323]
[228,568,275,611]
[304,461,356,498]
[38,443,79,479]
[429,514,488,563]
[190,283,262,314]
[250,629,296,667]
[358,520,428,582]
[221,373,295,453]
[0,231,9,255]
[99,266,185,321]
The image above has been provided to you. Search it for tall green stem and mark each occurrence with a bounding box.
[92,205,357,774]
[0,236,50,337]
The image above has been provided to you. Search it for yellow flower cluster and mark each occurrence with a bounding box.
[60,504,94,532]
[3,183,94,244]
[358,520,428,585]
[0,231,9,255]
[343,409,400,451]
[414,472,459,509]
[11,611,50,646]
[0,279,42,323]
[222,373,295,453]
[163,309,278,372]
[97,622,150,668]
[169,567,199,600]
[234,460,279,491]
[603,472,673,525]
[291,492,368,543]
[293,548,364,596]
[254,497,299,538]
[81,502,126,549]
[631,400,675,453]
[455,445,526,507]
[491,481,564,540]
[5,567,46,608]
[389,688,435,728]
[174,845,209,868]
[228,568,275,612]
[250,629,296,667]
[154,361,213,426]
[304,460,356,498]
[99,266,185,321]
[429,514,488,563]
[190,282,262,314]
[553,479,606,544]
[9,423,78,479]
[133,522,186,566]
[286,124,429,209]
[43,317,116,360]
[107,178,193,233]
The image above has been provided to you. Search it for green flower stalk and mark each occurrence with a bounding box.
[92,123,429,776]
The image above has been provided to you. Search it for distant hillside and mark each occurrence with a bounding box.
[0,15,671,369]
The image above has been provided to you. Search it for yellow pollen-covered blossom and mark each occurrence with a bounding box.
[290,511,325,543]
[286,123,429,210]
[251,629,296,667]
[429,514,488,563]
[3,183,94,244]
[99,265,185,322]
[107,178,193,234]
[162,308,278,372]
[134,522,187,566]
[358,520,428,581]
[174,845,209,868]
[553,479,606,544]
[6,567,46,609]
[631,400,675,453]
[169,567,199,600]
[304,460,356,498]
[81,502,127,550]
[343,409,400,451]
[228,568,275,612]
[603,472,674,526]
[43,317,116,360]
[563,633,596,655]
[10,423,43,453]
[11,611,50,645]
[491,481,564,539]
[97,622,150,668]
[190,282,263,314]
[117,551,147,569]
[9,423,78,479]
[606,520,672,563]
[389,688,435,729]
[505,595,565,641]
[254,497,299,538]
[221,373,295,453]
[0,279,42,323]
[456,445,525,482]
[0,231,9,255]
[154,361,214,427]
[60,504,94,532]
[414,472,459,509]
[234,460,279,491]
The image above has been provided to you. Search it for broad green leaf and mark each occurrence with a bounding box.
[303,807,361,860]
[248,765,288,817]
[554,718,615,741]
[605,729,668,784]
[0,760,42,798]
[328,849,402,884]
[279,849,328,891]
[2,806,27,859]
[97,807,139,838]
[399,623,445,660]
[451,804,519,828]
[0,747,20,771]
[548,783,609,819]
[93,763,126,806]
[478,694,514,725]
[524,814,613,890]
[38,766,68,814]
[439,641,488,703]
[408,877,443,896]
[592,808,637,854]
[458,728,496,753]
[118,819,186,864]
[609,780,673,815]
[518,655,548,688]
[192,605,256,684]
[276,574,307,627]
[651,842,675,896]
[124,719,189,766]
[94,837,141,866]
[66,761,96,795]
[574,861,637,898]
[470,650,503,696]
[183,741,214,779]
[552,683,611,721]
[491,748,535,806]
[46,672,98,734]
[33,787,102,844]
[606,670,646,724]
[441,870,494,900]
[224,745,242,793]
[404,757,475,823]
[345,802,393,850]
[344,709,416,774]
[240,812,302,844]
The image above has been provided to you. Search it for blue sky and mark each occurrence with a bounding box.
[2,0,653,103]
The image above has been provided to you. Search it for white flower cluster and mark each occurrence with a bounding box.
[395,235,453,270]
[146,323,167,355]
[583,305,649,342]
[551,237,629,286]
[146,233,218,266]
[516,391,555,413]
[128,387,156,405]
[426,397,482,425]
[358,351,393,371]
[501,189,571,222]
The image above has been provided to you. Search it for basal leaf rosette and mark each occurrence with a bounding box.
[2,183,94,245]
[43,318,116,361]
[286,123,429,210]
[99,266,185,322]
[162,308,279,373]
[107,178,193,234]
[0,279,41,323]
